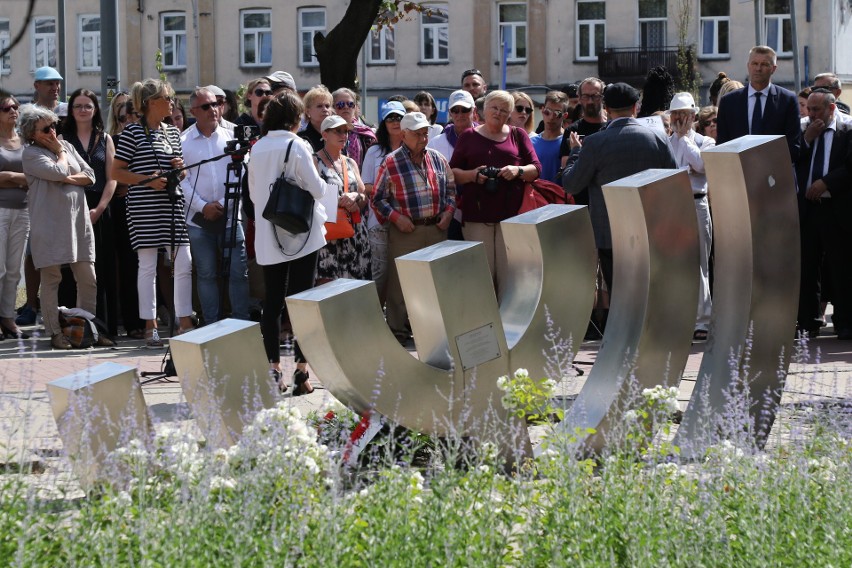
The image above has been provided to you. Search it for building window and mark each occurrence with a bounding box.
[699,0,729,58]
[32,17,57,69]
[639,0,666,49]
[420,5,448,63]
[0,20,10,75]
[498,3,527,62]
[764,0,791,56]
[299,8,325,67]
[78,15,101,71]
[160,12,187,69]
[577,1,605,61]
[241,10,272,67]
[368,25,395,64]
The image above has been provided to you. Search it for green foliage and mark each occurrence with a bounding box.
[497,368,563,425]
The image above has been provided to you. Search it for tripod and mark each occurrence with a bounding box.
[214,152,247,322]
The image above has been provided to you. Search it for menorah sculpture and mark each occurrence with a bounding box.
[288,135,798,458]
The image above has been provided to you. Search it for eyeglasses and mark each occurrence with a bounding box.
[192,101,223,112]
[0,104,19,113]
[253,88,273,97]
[450,106,472,114]
[579,94,603,101]
[73,103,95,111]
[488,106,510,115]
[335,100,356,110]
[385,114,403,123]
[40,123,57,134]
[514,105,532,115]
[541,108,564,119]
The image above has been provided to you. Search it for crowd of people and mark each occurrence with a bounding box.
[2,44,850,392]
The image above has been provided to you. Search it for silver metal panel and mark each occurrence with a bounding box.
[675,135,799,457]
[47,362,152,490]
[554,169,699,452]
[170,319,277,449]
[500,204,597,381]
[288,242,531,459]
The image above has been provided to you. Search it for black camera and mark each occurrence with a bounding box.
[479,166,501,194]
[225,125,260,160]
[164,170,184,204]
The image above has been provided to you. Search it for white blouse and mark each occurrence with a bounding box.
[248,130,329,265]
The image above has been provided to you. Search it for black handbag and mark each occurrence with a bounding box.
[262,140,314,234]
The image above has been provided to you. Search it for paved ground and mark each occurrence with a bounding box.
[2,317,851,486]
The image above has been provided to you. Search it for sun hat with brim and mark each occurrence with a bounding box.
[400,112,431,131]
[34,67,63,81]
[321,114,353,132]
[380,101,406,121]
[668,92,697,113]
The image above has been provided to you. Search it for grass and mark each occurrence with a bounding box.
[1,329,850,566]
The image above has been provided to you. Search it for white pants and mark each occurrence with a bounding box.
[137,246,193,321]
[695,196,713,331]
[0,208,29,319]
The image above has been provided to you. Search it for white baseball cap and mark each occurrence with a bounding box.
[321,114,353,132]
[448,89,475,110]
[400,112,431,131]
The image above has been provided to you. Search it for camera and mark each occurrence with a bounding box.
[164,170,184,204]
[225,125,260,159]
[479,166,501,194]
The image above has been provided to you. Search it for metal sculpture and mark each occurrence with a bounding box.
[552,169,699,452]
[673,135,799,457]
[47,362,152,490]
[170,319,278,448]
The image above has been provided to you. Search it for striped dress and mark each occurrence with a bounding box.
[114,122,189,249]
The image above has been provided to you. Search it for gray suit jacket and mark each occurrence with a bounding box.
[562,117,677,248]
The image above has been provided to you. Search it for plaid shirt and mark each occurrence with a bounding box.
[372,144,456,224]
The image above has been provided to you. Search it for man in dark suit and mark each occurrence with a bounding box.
[795,88,852,339]
[716,45,801,162]
[562,82,677,294]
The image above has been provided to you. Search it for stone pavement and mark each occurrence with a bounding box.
[1,318,851,482]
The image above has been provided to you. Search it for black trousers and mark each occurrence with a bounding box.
[261,251,318,364]
[112,195,145,334]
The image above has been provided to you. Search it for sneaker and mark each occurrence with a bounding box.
[145,329,164,348]
[15,305,37,326]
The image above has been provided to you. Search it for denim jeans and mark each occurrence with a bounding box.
[187,224,250,323]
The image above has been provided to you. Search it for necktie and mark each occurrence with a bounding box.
[751,92,763,135]
[811,131,825,185]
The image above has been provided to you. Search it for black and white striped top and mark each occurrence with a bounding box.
[115,122,189,249]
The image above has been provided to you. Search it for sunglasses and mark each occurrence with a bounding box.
[450,107,472,114]
[253,88,273,97]
[541,108,564,119]
[193,101,223,111]
[385,114,403,123]
[514,105,533,115]
[40,123,57,134]
[704,118,718,125]
[335,100,356,110]
[0,104,19,113]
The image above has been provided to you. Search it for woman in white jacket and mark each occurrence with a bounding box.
[668,92,715,342]
[249,91,329,395]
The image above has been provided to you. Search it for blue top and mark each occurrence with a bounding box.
[530,134,562,183]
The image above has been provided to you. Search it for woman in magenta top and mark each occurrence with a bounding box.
[450,90,540,298]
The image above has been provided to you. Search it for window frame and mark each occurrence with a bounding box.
[368,25,396,65]
[78,14,101,72]
[497,2,527,63]
[0,19,10,75]
[699,0,730,59]
[763,0,792,58]
[420,4,449,63]
[298,7,326,68]
[638,0,667,49]
[159,12,187,70]
[240,9,272,67]
[576,1,606,62]
[31,16,57,70]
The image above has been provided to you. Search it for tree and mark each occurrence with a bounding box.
[313,0,436,92]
